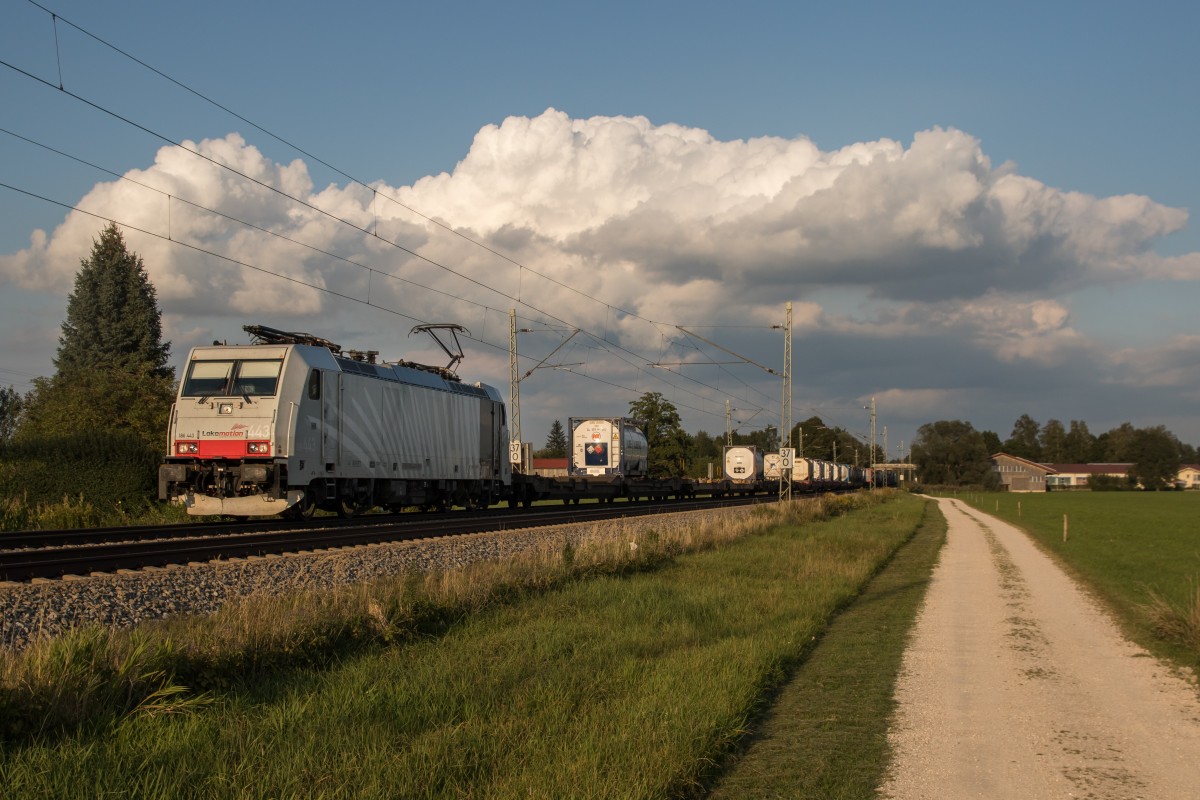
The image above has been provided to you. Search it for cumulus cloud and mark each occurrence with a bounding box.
[2,109,1198,444]
[3,111,1193,332]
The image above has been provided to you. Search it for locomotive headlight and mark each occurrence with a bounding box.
[247,441,270,454]
[176,441,199,454]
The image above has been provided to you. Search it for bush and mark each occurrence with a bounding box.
[0,430,161,520]
[1087,474,1134,492]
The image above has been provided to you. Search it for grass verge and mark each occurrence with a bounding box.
[707,495,945,799]
[1,492,925,798]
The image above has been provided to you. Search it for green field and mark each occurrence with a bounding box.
[1,493,935,799]
[955,491,1200,666]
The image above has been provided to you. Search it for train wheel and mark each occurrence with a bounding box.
[336,498,358,518]
[286,490,317,521]
[299,490,318,519]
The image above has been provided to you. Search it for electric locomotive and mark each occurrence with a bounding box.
[159,325,510,517]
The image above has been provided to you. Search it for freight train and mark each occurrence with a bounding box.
[158,326,884,517]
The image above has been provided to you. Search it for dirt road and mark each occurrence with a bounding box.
[882,497,1200,799]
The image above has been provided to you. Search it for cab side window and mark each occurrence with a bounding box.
[308,369,321,400]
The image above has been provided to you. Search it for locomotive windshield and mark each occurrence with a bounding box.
[182,359,283,397]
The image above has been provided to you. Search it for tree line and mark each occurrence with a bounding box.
[911,416,1197,490]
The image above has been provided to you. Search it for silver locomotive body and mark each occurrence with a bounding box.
[160,338,509,517]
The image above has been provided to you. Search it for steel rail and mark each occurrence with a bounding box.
[0,496,769,583]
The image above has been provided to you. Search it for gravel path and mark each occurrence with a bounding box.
[882,497,1200,799]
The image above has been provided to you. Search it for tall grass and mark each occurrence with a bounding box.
[0,493,879,746]
[1143,583,1200,656]
[0,493,107,531]
[0,492,195,531]
[1,492,926,799]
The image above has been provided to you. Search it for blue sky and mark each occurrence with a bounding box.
[2,0,1197,453]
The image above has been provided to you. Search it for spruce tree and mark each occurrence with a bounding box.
[55,223,171,379]
[544,420,568,457]
[19,224,175,446]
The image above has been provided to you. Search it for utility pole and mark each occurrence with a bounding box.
[508,309,521,470]
[869,396,876,490]
[726,399,732,447]
[780,301,793,502]
[676,306,793,499]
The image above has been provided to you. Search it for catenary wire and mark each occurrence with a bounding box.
[0,180,730,421]
[1,6,811,426]
[10,1,783,407]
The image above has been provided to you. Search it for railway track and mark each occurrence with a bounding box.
[0,496,770,583]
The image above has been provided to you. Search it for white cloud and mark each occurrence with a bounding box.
[4,113,1192,328]
[2,110,1197,446]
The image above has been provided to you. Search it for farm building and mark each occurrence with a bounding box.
[1177,465,1200,490]
[530,457,569,477]
[990,453,1055,492]
[991,456,1199,491]
[1043,463,1133,490]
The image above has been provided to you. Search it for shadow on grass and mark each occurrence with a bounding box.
[702,500,947,800]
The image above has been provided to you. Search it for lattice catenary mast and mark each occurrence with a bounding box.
[780,301,793,502]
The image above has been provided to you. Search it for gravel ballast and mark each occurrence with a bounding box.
[0,506,757,652]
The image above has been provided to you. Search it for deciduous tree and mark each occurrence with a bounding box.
[685,430,721,477]
[628,392,688,476]
[1096,422,1138,462]
[1128,426,1182,490]
[1064,420,1097,463]
[1039,419,1068,463]
[0,386,23,443]
[912,420,998,487]
[1004,414,1042,461]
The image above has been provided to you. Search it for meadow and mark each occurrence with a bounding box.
[955,491,1200,665]
[0,492,936,798]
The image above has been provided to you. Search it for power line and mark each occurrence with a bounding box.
[19,0,683,336]
[11,0,788,413]
[3,3,792,423]
[0,179,728,420]
[0,107,773,420]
